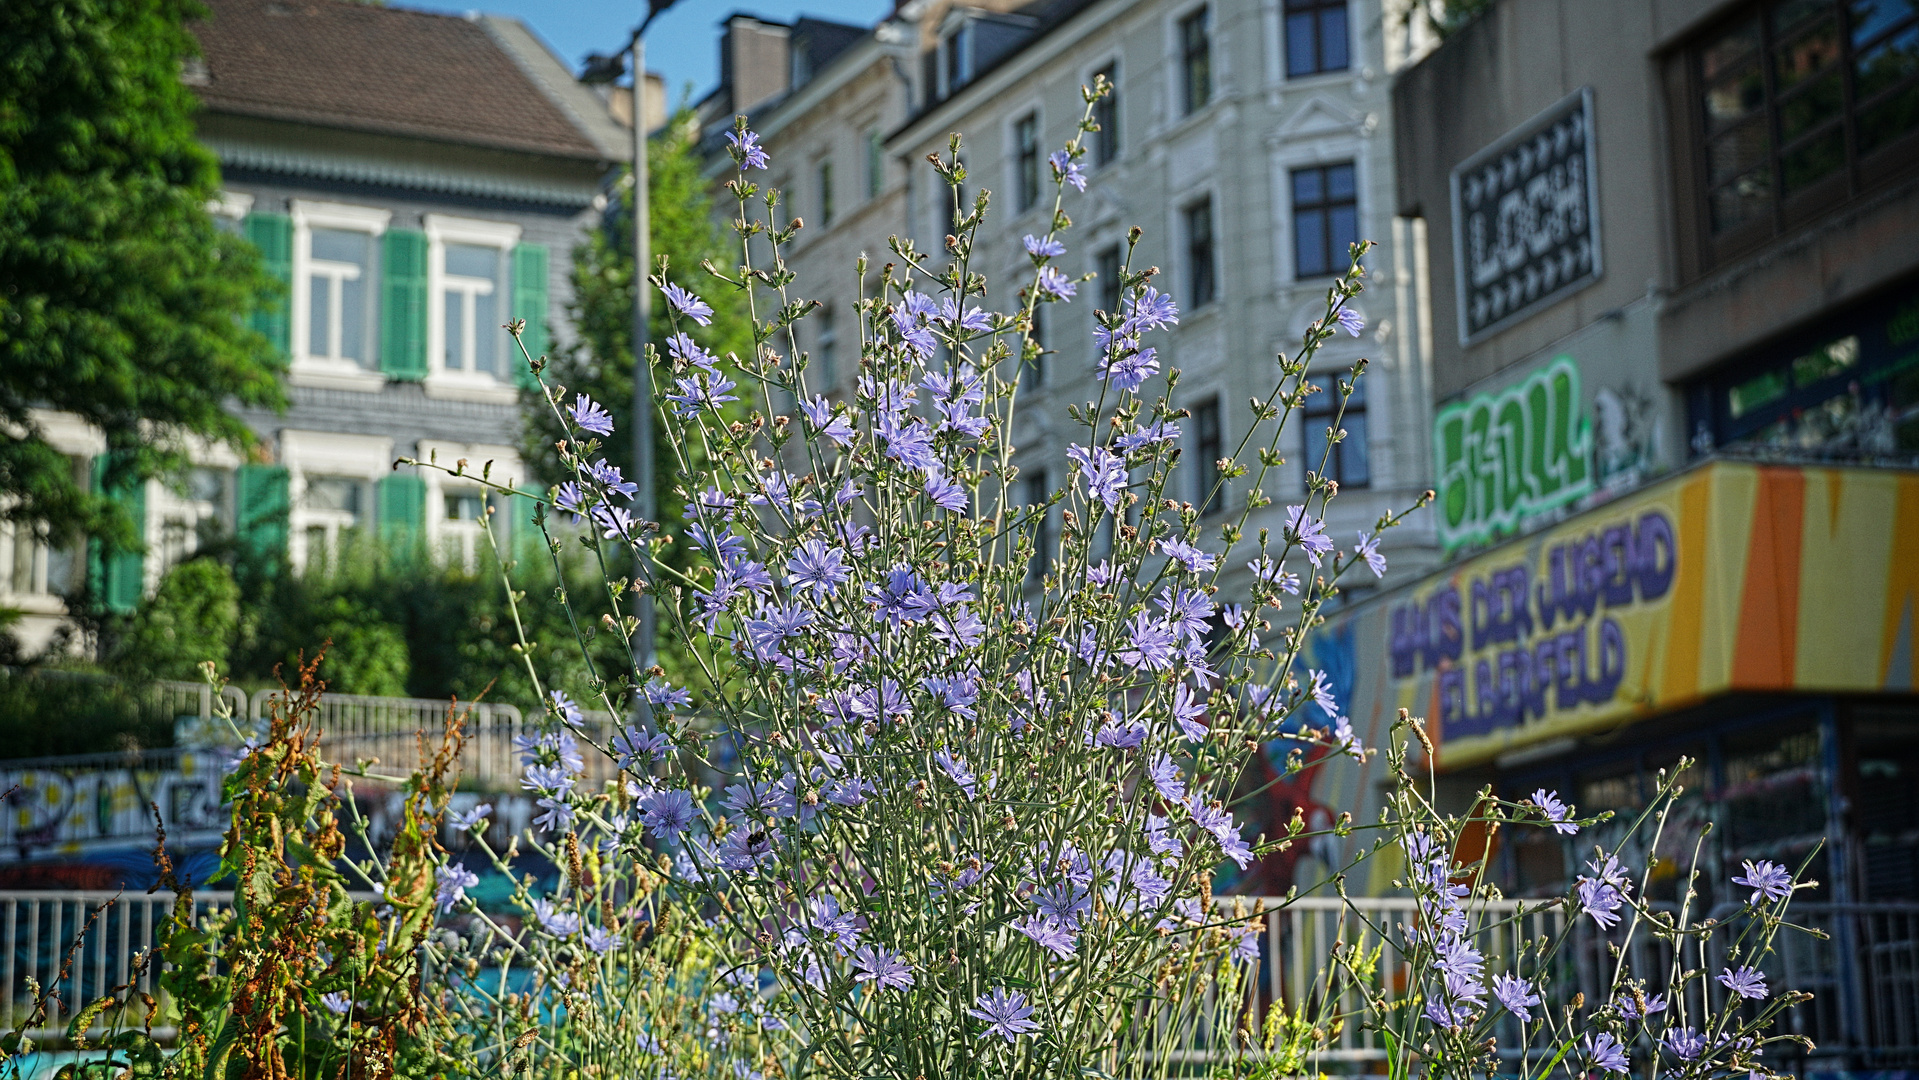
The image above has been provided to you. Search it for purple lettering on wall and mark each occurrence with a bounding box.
[1392,509,1677,744]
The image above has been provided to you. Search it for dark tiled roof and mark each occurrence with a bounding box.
[190,0,604,161]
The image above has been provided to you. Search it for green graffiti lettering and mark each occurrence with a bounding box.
[1431,355,1593,553]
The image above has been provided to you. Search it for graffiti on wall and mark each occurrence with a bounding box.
[1452,87,1602,342]
[0,753,226,861]
[1433,356,1594,553]
[1390,508,1676,739]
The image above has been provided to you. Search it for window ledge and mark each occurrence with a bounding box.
[422,374,520,405]
[289,360,385,393]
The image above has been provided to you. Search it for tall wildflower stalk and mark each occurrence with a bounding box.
[396,80,1818,1080]
[402,81,1419,1078]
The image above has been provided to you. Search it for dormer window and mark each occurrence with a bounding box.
[942,22,973,96]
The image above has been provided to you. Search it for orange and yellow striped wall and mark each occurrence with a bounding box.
[1329,460,1919,771]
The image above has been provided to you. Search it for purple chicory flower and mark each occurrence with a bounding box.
[661,282,714,326]
[935,750,979,799]
[1355,531,1386,578]
[1119,611,1178,671]
[1492,974,1540,1022]
[435,863,478,912]
[925,471,969,511]
[1285,505,1334,566]
[786,539,852,597]
[1334,305,1364,337]
[1147,753,1186,801]
[851,945,915,990]
[1067,443,1128,510]
[1158,538,1217,573]
[1048,149,1086,191]
[1666,1028,1707,1061]
[1024,234,1066,258]
[1011,914,1077,958]
[643,677,693,710]
[321,992,354,1016]
[1170,683,1209,741]
[724,128,770,170]
[1036,265,1076,299]
[800,396,856,446]
[1577,878,1625,930]
[583,923,618,955]
[532,897,581,937]
[1616,990,1667,1021]
[1308,668,1338,718]
[449,802,492,832]
[1585,1033,1630,1075]
[591,503,635,540]
[1125,286,1179,330]
[1732,859,1793,905]
[1532,788,1578,835]
[568,394,614,436]
[638,788,696,838]
[968,988,1041,1043]
[1719,965,1769,999]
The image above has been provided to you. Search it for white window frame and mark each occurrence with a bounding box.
[419,440,524,570]
[281,430,393,573]
[290,200,390,393]
[1268,136,1369,286]
[424,214,522,405]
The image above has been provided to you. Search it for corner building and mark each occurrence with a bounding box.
[1314,0,1919,1069]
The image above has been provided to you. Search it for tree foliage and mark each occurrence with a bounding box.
[0,0,284,547]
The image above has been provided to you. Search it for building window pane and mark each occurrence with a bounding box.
[1097,245,1123,314]
[1094,64,1120,165]
[1285,0,1350,77]
[1025,469,1051,585]
[307,227,369,363]
[1292,162,1359,278]
[1016,113,1040,212]
[1303,375,1370,488]
[1180,8,1212,114]
[819,159,835,225]
[1684,0,1919,266]
[865,128,884,198]
[1024,304,1047,389]
[1195,396,1224,513]
[1185,197,1216,308]
[444,242,501,375]
[816,307,837,390]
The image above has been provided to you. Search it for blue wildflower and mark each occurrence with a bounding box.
[661,282,714,325]
[968,988,1041,1043]
[724,128,770,170]
[569,394,614,436]
[1733,859,1793,905]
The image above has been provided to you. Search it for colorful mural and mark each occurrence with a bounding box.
[1320,460,1919,770]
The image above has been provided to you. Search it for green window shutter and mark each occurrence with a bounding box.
[382,229,429,380]
[511,243,549,390]
[87,456,147,614]
[378,473,426,545]
[244,212,292,359]
[235,464,290,574]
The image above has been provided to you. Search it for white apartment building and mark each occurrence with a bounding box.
[703,0,1438,599]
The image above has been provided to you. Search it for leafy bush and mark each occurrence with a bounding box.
[118,558,239,680]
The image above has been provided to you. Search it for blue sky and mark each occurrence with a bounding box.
[402,0,893,108]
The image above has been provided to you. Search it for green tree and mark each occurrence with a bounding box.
[119,556,239,679]
[0,0,284,551]
[524,111,752,687]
